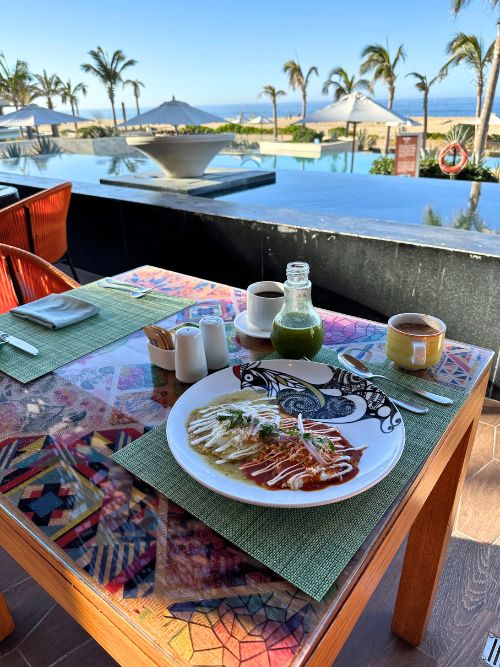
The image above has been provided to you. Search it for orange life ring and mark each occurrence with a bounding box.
[438,142,469,175]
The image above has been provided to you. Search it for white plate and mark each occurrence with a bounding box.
[233,310,271,339]
[166,360,405,508]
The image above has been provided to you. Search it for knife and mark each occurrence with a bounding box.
[0,332,39,356]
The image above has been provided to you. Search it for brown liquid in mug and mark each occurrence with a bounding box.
[255,291,284,298]
[394,322,440,336]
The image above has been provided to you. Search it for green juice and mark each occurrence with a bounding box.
[271,312,324,359]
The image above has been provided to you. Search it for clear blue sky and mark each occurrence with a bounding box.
[1,0,498,109]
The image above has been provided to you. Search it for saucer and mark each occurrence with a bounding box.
[233,310,272,339]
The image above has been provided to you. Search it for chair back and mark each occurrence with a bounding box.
[0,243,79,313]
[0,182,72,263]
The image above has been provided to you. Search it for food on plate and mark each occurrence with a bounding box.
[187,389,365,491]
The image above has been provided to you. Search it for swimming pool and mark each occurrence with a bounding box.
[1,151,499,231]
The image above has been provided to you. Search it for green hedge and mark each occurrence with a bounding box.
[370,156,496,182]
[214,123,273,135]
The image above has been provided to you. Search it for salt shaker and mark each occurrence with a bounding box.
[199,316,229,370]
[175,327,208,383]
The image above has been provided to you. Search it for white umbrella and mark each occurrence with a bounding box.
[468,112,500,126]
[247,115,273,125]
[0,103,89,128]
[298,93,416,171]
[226,112,244,124]
[120,98,225,129]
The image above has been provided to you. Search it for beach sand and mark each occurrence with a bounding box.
[33,115,486,150]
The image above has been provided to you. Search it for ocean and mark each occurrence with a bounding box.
[80,97,498,121]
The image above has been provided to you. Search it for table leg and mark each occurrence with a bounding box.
[391,417,479,646]
[0,592,15,640]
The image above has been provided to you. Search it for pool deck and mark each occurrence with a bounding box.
[259,138,354,157]
[100,167,276,196]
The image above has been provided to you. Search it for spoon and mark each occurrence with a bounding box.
[338,353,453,406]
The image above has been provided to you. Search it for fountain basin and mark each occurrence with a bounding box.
[126,133,234,178]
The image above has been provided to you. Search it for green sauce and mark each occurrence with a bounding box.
[271,312,324,359]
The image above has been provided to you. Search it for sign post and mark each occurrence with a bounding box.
[394,133,422,177]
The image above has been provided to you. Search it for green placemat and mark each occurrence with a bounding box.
[112,348,467,600]
[0,283,193,383]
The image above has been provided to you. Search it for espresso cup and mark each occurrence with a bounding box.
[247,281,284,331]
[386,313,446,370]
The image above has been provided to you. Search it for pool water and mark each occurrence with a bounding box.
[1,151,499,232]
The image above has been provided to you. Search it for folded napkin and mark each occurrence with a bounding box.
[11,294,100,329]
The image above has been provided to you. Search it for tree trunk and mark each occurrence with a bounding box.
[47,97,60,137]
[423,92,428,152]
[473,21,500,163]
[384,89,394,155]
[301,89,307,119]
[272,99,277,140]
[71,101,78,134]
[135,94,140,117]
[475,81,483,118]
[110,96,117,130]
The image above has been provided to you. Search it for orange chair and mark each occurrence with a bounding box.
[0,243,79,313]
[0,182,78,279]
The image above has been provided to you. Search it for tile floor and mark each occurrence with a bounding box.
[0,398,498,666]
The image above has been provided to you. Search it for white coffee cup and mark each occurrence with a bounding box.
[247,281,284,331]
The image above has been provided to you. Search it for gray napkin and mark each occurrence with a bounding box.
[11,294,100,329]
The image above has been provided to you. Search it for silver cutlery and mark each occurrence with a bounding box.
[338,353,453,406]
[103,277,150,291]
[96,279,152,299]
[0,331,39,355]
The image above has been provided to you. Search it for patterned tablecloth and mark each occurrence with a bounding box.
[0,266,491,667]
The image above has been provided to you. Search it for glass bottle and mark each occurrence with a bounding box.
[271,261,324,359]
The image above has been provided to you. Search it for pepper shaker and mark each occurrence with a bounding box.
[175,327,208,383]
[199,316,229,370]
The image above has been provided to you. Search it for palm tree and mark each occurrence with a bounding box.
[440,34,494,118]
[0,54,35,109]
[123,78,144,118]
[283,60,318,119]
[452,1,500,162]
[33,70,63,136]
[360,42,406,154]
[60,80,88,133]
[81,47,137,129]
[322,67,372,134]
[406,72,442,150]
[0,54,37,137]
[259,85,286,139]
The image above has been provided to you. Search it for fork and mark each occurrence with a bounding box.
[96,280,153,299]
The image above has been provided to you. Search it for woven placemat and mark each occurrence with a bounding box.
[112,348,466,600]
[0,283,193,383]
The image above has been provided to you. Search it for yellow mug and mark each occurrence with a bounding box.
[386,313,446,370]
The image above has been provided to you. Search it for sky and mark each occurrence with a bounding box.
[1,0,499,110]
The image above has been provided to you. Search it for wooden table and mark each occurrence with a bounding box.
[0,266,493,666]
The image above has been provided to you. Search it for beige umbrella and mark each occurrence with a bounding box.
[299,93,416,171]
[120,97,225,130]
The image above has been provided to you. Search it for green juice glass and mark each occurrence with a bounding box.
[271,261,324,359]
